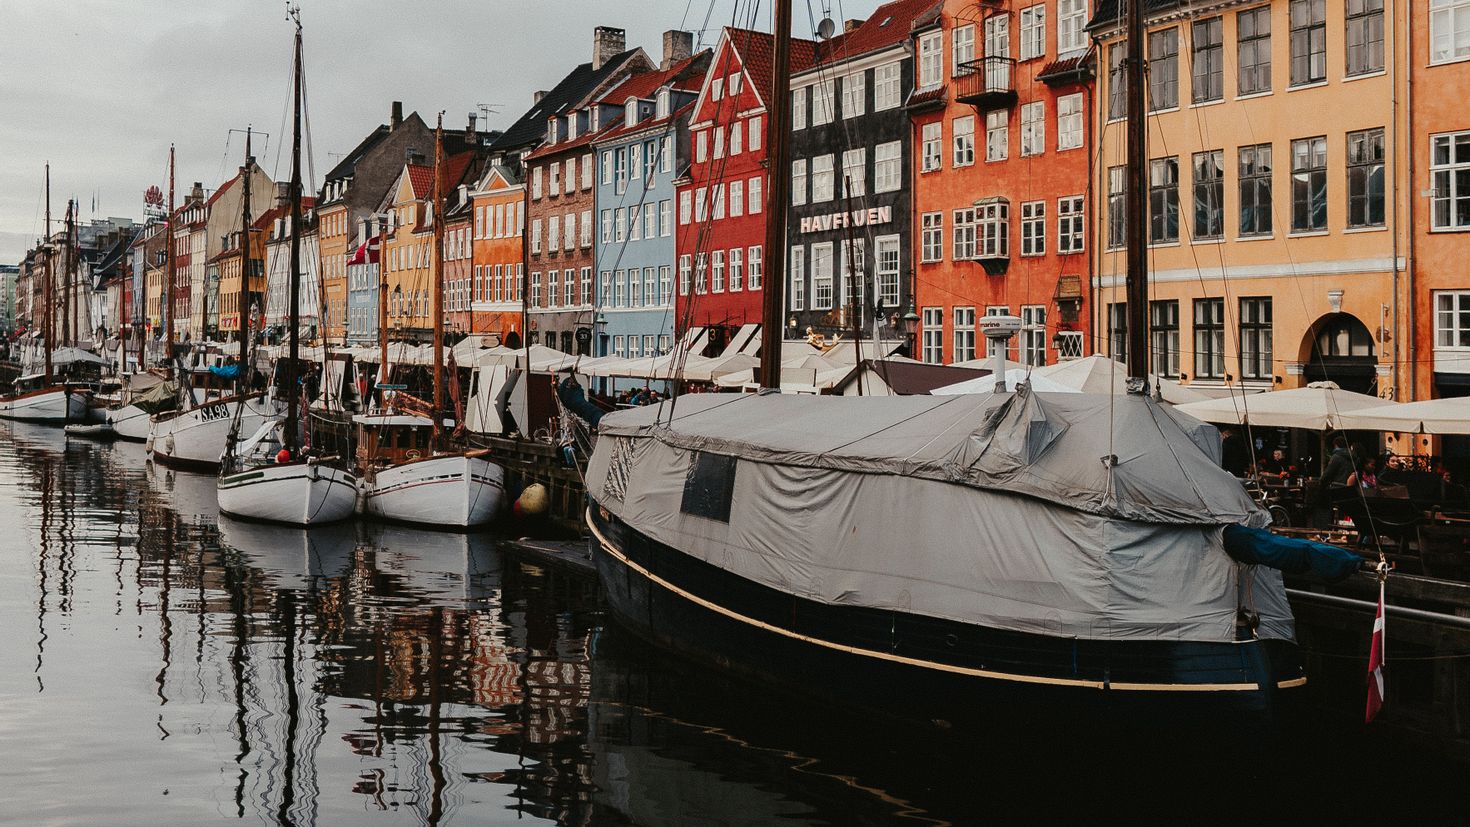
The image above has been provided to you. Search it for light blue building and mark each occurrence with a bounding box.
[345,215,382,347]
[591,64,705,389]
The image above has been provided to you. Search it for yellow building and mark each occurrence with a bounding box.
[379,163,436,340]
[213,209,276,338]
[318,198,349,344]
[1091,0,1408,400]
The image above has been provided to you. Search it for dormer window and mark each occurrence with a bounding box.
[566,113,579,140]
[656,88,671,118]
[548,118,559,144]
[625,98,639,128]
[591,106,601,131]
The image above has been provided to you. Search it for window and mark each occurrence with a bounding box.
[679,190,692,225]
[1059,0,1088,54]
[679,254,691,295]
[874,142,902,193]
[922,122,943,172]
[1236,7,1272,97]
[812,155,835,203]
[1149,157,1180,243]
[548,269,559,307]
[645,141,657,181]
[730,181,744,218]
[812,79,836,125]
[985,111,1007,161]
[642,203,657,240]
[549,163,560,195]
[661,200,672,236]
[1148,28,1179,111]
[874,63,901,110]
[842,149,865,198]
[1290,0,1327,86]
[696,130,708,163]
[1347,128,1386,228]
[792,87,807,130]
[532,166,544,200]
[1432,0,1470,63]
[712,184,726,221]
[1238,144,1274,236]
[1056,196,1085,254]
[1108,43,1128,120]
[711,250,725,292]
[1346,0,1384,76]
[953,208,977,260]
[1437,291,1470,346]
[695,187,707,222]
[748,246,762,288]
[954,307,977,362]
[1057,94,1083,150]
[1021,201,1046,256]
[530,271,541,305]
[1021,305,1047,366]
[681,452,737,524]
[921,212,944,262]
[1150,300,1180,377]
[749,176,763,214]
[615,148,629,193]
[627,206,641,240]
[789,245,805,310]
[531,218,542,253]
[838,239,865,312]
[730,247,743,291]
[1193,150,1225,240]
[843,72,865,118]
[1239,297,1273,380]
[1194,298,1225,378]
[1108,302,1128,364]
[919,31,944,87]
[978,201,1010,258]
[712,128,724,160]
[695,253,707,293]
[662,135,674,172]
[749,116,763,152]
[984,14,1009,60]
[1020,6,1046,61]
[953,25,976,75]
[730,122,743,156]
[922,307,944,363]
[1020,101,1044,156]
[730,73,742,96]
[1192,17,1224,103]
[548,213,561,250]
[792,159,808,206]
[712,77,724,101]
[659,265,671,303]
[811,242,834,309]
[954,116,976,166]
[568,268,579,306]
[875,236,900,309]
[1432,131,1470,229]
[1291,136,1328,232]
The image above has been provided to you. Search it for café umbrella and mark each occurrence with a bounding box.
[1337,396,1470,435]
[1172,381,1390,431]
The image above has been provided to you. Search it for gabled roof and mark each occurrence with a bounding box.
[490,48,648,154]
[722,27,822,107]
[323,124,391,185]
[803,0,941,69]
[595,100,698,146]
[473,163,523,193]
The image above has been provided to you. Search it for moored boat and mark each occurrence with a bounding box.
[0,381,89,424]
[219,454,358,525]
[149,392,278,471]
[354,414,504,528]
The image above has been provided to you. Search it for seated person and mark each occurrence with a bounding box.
[1256,448,1289,482]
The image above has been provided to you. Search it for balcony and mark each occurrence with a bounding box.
[953,57,1017,110]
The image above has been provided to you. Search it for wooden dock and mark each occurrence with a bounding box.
[499,537,597,579]
[472,434,588,533]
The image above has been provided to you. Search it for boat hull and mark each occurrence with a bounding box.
[587,503,1305,728]
[107,404,153,442]
[149,397,277,472]
[218,461,358,526]
[0,387,88,424]
[360,454,505,528]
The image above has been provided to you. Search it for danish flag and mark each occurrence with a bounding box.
[347,233,382,266]
[1365,578,1386,723]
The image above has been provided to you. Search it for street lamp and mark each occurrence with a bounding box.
[901,303,919,357]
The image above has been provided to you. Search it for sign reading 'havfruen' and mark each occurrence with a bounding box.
[798,206,892,234]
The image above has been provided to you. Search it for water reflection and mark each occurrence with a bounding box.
[1,420,1465,825]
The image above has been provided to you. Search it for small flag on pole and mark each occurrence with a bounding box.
[1365,573,1387,723]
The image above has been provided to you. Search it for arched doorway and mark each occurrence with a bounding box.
[1304,313,1377,394]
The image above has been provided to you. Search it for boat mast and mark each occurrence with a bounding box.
[62,200,73,349]
[237,127,254,393]
[284,10,304,454]
[1124,0,1148,389]
[43,165,52,384]
[757,0,794,390]
[431,114,445,447]
[165,145,176,370]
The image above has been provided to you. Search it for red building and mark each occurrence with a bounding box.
[908,0,1094,365]
[675,28,819,353]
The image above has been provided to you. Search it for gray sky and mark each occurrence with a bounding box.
[0,0,886,264]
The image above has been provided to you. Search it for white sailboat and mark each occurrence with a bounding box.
[355,116,505,529]
[217,12,356,526]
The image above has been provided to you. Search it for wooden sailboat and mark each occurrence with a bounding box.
[0,168,90,424]
[217,9,356,525]
[582,0,1316,725]
[354,115,505,529]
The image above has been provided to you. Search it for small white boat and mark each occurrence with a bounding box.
[354,414,505,528]
[148,393,279,471]
[0,381,89,424]
[64,421,117,440]
[108,404,154,441]
[219,458,358,525]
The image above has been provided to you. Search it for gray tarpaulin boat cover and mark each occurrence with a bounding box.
[586,388,1294,643]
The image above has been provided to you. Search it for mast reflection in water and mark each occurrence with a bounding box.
[0,420,1463,825]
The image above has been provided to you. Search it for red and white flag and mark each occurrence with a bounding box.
[347,233,382,266]
[1365,579,1386,723]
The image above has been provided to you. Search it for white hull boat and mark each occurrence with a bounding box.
[360,453,505,528]
[148,394,279,471]
[218,459,358,526]
[107,404,153,442]
[0,387,88,424]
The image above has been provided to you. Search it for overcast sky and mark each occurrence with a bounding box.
[0,0,887,264]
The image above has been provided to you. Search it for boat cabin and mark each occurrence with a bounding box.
[353,413,439,466]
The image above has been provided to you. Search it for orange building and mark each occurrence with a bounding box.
[213,208,279,338]
[909,0,1094,365]
[468,165,525,347]
[443,191,473,338]
[317,196,350,343]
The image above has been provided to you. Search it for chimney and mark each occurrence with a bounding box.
[844,18,864,33]
[275,182,290,206]
[592,26,626,71]
[662,30,693,70]
[390,101,404,130]
[533,90,549,105]
[466,111,478,141]
[190,182,204,203]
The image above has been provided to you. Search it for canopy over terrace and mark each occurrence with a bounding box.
[1338,397,1470,435]
[933,356,1209,403]
[1172,381,1391,430]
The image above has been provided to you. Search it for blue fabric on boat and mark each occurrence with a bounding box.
[209,364,241,380]
[557,376,603,427]
[1222,524,1362,583]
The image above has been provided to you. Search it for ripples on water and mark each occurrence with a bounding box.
[0,421,1462,826]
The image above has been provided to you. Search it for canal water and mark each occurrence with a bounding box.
[0,421,1463,825]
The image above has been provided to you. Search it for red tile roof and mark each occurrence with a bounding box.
[406,164,434,200]
[815,0,941,63]
[724,27,821,102]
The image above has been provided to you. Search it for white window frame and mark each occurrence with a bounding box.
[874,63,901,110]
[953,116,976,167]
[1020,5,1046,61]
[842,148,866,198]
[1431,130,1470,230]
[1021,200,1046,256]
[1432,0,1470,64]
[922,306,944,364]
[1020,101,1044,157]
[1058,0,1088,55]
[978,201,1010,258]
[874,141,902,193]
[811,241,834,310]
[921,212,944,262]
[1058,195,1085,254]
[986,110,1008,162]
[843,71,866,118]
[789,245,806,311]
[922,122,943,172]
[954,306,977,363]
[918,31,944,87]
[1057,93,1083,151]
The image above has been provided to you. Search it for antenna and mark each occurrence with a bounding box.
[817,17,837,39]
